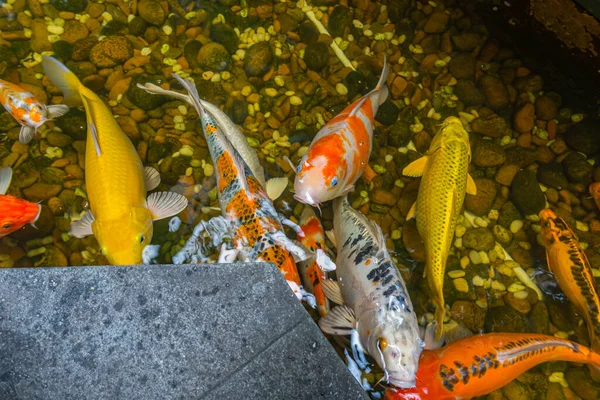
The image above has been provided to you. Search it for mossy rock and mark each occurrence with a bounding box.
[375,99,400,126]
[0,45,17,66]
[11,41,31,60]
[55,108,87,140]
[126,75,168,110]
[210,24,239,54]
[52,40,73,61]
[197,42,230,71]
[101,20,129,36]
[50,0,87,12]
[128,16,148,36]
[484,306,528,333]
[328,6,353,38]
[0,112,19,132]
[243,42,273,77]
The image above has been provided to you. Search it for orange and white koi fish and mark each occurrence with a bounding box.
[539,208,600,355]
[0,79,68,144]
[590,182,600,211]
[0,167,41,237]
[149,75,307,293]
[293,58,389,207]
[297,206,330,316]
[385,333,600,400]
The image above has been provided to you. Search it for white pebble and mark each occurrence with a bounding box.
[290,96,303,106]
[469,250,482,264]
[510,220,523,233]
[336,83,348,95]
[448,270,466,278]
[203,164,214,177]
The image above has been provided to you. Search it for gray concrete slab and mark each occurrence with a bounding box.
[0,263,367,400]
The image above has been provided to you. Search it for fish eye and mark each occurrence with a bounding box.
[331,177,339,187]
[543,221,551,229]
[377,337,388,351]
[2,223,11,229]
[140,235,145,244]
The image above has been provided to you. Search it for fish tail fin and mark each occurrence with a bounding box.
[434,304,445,341]
[171,74,205,117]
[41,56,82,107]
[588,336,600,381]
[0,167,12,195]
[374,55,389,105]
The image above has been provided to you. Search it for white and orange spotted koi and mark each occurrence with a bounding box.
[293,58,389,207]
[539,209,600,356]
[0,79,69,144]
[149,75,308,292]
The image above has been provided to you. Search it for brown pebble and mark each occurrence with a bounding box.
[516,133,532,148]
[495,164,520,186]
[514,103,535,134]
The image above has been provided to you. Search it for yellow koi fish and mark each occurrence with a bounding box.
[42,56,187,265]
[540,209,600,355]
[402,117,476,339]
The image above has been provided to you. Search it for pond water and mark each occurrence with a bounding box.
[0,0,599,398]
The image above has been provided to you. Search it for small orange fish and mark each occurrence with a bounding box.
[385,333,600,400]
[0,79,68,144]
[293,58,389,207]
[297,206,330,316]
[0,167,41,237]
[590,182,600,211]
[539,208,600,355]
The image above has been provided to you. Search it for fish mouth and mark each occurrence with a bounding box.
[294,192,319,207]
[387,376,417,389]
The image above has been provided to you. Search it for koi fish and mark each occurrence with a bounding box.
[402,117,477,339]
[297,206,330,316]
[0,79,68,144]
[319,196,422,388]
[135,81,288,200]
[385,333,600,399]
[590,182,600,211]
[149,75,305,289]
[293,58,389,207]
[0,167,41,237]
[539,208,600,354]
[42,56,187,265]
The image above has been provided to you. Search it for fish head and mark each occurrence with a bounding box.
[364,313,421,389]
[294,153,345,207]
[95,207,154,265]
[23,102,48,128]
[431,116,471,155]
[0,196,41,237]
[539,208,570,246]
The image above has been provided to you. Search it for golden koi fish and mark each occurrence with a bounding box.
[539,209,600,355]
[42,56,187,265]
[402,117,476,339]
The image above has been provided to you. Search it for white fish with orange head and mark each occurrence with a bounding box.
[319,196,422,388]
[0,79,69,144]
[293,58,389,207]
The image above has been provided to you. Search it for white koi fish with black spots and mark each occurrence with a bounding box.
[319,195,422,388]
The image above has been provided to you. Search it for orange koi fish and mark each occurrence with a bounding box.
[0,79,68,144]
[539,208,600,354]
[150,75,305,291]
[293,58,389,207]
[0,167,41,237]
[297,206,330,316]
[385,333,600,400]
[590,182,600,211]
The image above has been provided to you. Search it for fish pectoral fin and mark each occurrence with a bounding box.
[266,177,288,200]
[19,125,35,144]
[422,321,444,350]
[467,173,477,195]
[402,156,428,177]
[144,166,161,191]
[325,229,336,247]
[322,279,344,305]
[0,167,13,195]
[406,202,417,220]
[316,249,336,272]
[340,184,355,197]
[41,56,83,107]
[79,94,102,157]
[147,191,188,221]
[318,304,356,336]
[46,104,69,119]
[71,211,95,238]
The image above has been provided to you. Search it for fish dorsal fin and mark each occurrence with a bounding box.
[147,191,188,221]
[144,166,161,191]
[46,104,69,119]
[266,177,288,200]
[71,210,95,238]
[322,279,344,304]
[467,173,477,195]
[318,304,356,336]
[41,56,82,107]
[402,156,428,177]
[19,126,35,144]
[79,94,101,157]
[0,167,13,195]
